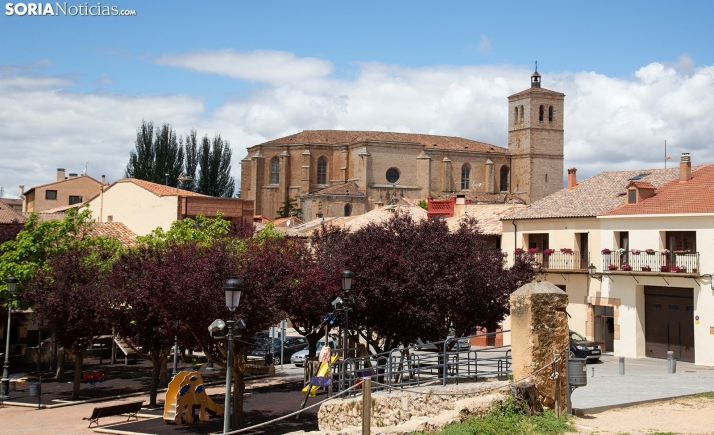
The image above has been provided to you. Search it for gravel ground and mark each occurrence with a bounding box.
[574,394,714,434]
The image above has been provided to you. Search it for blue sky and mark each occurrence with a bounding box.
[2,0,714,192]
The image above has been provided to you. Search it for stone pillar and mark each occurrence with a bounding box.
[250,151,265,215]
[442,157,452,192]
[485,159,495,193]
[300,149,311,194]
[356,147,369,195]
[416,151,431,199]
[340,147,349,182]
[279,150,290,202]
[509,281,568,411]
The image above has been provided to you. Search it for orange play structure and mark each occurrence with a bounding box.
[163,371,223,424]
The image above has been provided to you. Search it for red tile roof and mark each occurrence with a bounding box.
[113,179,209,197]
[259,130,507,153]
[87,222,137,247]
[602,165,714,216]
[508,87,565,99]
[0,201,25,224]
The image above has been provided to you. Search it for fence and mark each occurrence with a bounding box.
[332,330,511,394]
[602,252,699,273]
[533,251,589,271]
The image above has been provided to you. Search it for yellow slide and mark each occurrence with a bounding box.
[302,355,340,397]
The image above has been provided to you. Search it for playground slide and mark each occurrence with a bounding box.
[302,355,340,397]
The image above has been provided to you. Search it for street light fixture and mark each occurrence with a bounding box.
[2,276,18,400]
[222,275,244,434]
[336,270,355,391]
[588,264,603,282]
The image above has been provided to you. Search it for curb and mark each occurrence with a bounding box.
[572,391,714,416]
[0,375,269,409]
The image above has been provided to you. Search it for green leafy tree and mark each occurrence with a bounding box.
[182,129,199,192]
[196,134,235,197]
[276,198,302,219]
[125,120,185,186]
[418,199,428,210]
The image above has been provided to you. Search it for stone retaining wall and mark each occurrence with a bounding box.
[317,380,509,432]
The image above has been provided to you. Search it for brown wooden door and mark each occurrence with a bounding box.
[644,286,694,362]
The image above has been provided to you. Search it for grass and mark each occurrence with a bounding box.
[692,391,714,400]
[426,398,575,435]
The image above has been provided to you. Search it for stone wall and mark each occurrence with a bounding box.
[317,381,508,431]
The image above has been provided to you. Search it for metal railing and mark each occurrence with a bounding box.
[533,251,589,271]
[602,252,700,273]
[332,330,511,394]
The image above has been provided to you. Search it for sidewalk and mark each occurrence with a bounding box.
[570,354,714,414]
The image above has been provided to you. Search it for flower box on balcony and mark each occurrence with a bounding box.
[641,267,651,272]
[621,264,632,271]
[645,249,656,255]
[560,248,574,254]
[602,248,612,254]
[608,264,618,271]
[660,266,670,272]
[543,249,555,256]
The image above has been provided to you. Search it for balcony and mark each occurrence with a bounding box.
[601,252,700,274]
[534,251,589,272]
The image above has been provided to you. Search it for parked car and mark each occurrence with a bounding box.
[569,330,601,362]
[249,336,308,365]
[290,339,337,366]
[415,335,471,351]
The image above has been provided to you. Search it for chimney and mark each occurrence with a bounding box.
[19,185,24,196]
[57,168,66,181]
[69,173,78,178]
[19,185,25,212]
[101,175,106,184]
[680,153,691,181]
[567,167,577,189]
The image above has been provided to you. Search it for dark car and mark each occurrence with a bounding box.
[569,330,601,362]
[249,336,308,365]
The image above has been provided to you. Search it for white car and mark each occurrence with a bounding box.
[290,339,336,366]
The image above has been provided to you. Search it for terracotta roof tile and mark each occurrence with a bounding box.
[603,165,714,216]
[259,130,507,153]
[86,222,137,247]
[508,87,565,99]
[312,182,364,196]
[24,175,102,195]
[21,212,67,222]
[503,167,687,220]
[0,201,25,224]
[445,204,527,235]
[114,179,209,197]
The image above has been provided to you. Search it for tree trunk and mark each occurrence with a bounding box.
[71,351,83,400]
[509,382,543,416]
[55,347,66,379]
[231,352,246,429]
[150,356,162,408]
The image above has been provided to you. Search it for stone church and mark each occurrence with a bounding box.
[241,71,565,220]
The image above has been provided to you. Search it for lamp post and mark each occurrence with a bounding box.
[340,270,354,363]
[1,276,18,400]
[171,335,179,377]
[223,275,243,434]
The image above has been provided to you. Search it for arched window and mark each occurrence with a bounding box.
[317,156,327,185]
[500,166,509,192]
[548,106,554,122]
[520,105,524,121]
[539,105,544,122]
[270,157,280,184]
[461,164,471,190]
[344,203,352,217]
[514,107,519,124]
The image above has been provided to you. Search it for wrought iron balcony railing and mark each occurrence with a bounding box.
[533,251,589,271]
[601,252,700,274]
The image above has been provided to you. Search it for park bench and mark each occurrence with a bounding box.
[83,400,144,428]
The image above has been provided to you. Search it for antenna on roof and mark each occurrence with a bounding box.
[535,60,538,72]
[664,140,671,168]
[177,174,193,194]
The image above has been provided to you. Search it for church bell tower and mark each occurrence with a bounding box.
[507,66,565,204]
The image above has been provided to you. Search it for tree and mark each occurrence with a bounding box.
[319,212,541,354]
[0,221,23,246]
[0,208,121,305]
[125,120,185,186]
[22,244,117,399]
[276,198,302,219]
[107,247,182,407]
[182,129,199,192]
[196,134,235,197]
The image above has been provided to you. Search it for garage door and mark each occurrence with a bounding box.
[644,286,694,362]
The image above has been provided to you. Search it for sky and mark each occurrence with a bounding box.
[2,0,714,196]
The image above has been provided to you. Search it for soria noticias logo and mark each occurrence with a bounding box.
[5,3,137,16]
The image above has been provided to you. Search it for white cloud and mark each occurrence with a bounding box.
[479,35,492,55]
[2,51,714,194]
[155,49,333,86]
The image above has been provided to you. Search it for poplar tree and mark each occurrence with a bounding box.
[195,134,235,197]
[125,120,185,186]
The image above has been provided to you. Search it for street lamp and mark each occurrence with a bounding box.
[338,270,355,391]
[222,275,243,434]
[588,263,603,282]
[1,276,18,400]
